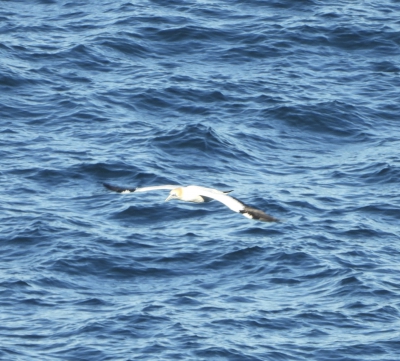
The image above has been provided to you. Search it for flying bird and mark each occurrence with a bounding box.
[103,183,279,222]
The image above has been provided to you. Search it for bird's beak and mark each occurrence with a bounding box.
[165,195,173,202]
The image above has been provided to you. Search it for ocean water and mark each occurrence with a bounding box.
[1,0,400,360]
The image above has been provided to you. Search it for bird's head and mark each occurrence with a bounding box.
[165,188,182,202]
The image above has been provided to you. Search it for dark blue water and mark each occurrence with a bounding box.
[1,1,400,360]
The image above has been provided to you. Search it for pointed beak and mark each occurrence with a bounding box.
[165,195,173,202]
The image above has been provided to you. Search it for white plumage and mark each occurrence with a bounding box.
[103,183,278,222]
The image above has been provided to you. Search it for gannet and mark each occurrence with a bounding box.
[104,183,279,222]
[103,183,279,222]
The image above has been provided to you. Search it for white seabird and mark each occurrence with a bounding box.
[103,183,279,222]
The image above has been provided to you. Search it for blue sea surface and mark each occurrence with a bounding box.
[1,0,400,360]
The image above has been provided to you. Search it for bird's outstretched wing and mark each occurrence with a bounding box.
[104,183,278,222]
[103,183,180,194]
[193,187,279,222]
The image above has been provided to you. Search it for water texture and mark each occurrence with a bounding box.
[1,0,400,360]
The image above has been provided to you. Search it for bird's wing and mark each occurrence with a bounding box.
[186,185,233,195]
[195,189,279,222]
[134,185,181,192]
[103,183,180,194]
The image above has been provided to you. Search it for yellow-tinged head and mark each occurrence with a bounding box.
[165,187,183,202]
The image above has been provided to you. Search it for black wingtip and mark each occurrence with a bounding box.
[103,183,136,193]
[241,206,280,222]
